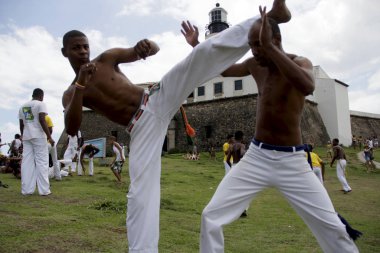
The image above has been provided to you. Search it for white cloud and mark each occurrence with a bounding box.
[117,0,155,16]
[368,69,380,91]
[349,90,380,114]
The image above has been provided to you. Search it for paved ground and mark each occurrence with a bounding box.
[357,151,380,169]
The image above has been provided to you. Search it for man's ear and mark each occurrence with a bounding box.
[61,47,67,57]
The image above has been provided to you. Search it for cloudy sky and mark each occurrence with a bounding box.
[0,0,379,153]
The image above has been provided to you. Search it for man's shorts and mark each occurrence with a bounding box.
[111,161,124,173]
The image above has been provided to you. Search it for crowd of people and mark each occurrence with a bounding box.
[0,89,126,195]
[352,135,378,172]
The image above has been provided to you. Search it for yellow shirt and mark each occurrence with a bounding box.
[223,142,233,162]
[310,152,323,168]
[45,115,53,128]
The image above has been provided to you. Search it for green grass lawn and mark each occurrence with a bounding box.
[0,147,379,253]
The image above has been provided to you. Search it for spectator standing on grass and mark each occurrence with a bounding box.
[358,135,363,150]
[352,135,357,150]
[63,130,81,173]
[226,130,248,217]
[331,138,352,193]
[19,88,54,196]
[222,134,234,174]
[305,144,325,183]
[108,136,125,182]
[45,115,61,181]
[363,144,375,172]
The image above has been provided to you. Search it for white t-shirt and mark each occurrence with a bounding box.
[13,139,22,149]
[113,143,125,161]
[19,100,48,140]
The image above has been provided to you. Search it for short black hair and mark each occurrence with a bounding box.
[234,131,244,141]
[15,134,21,139]
[62,30,86,48]
[32,88,44,98]
[227,134,233,139]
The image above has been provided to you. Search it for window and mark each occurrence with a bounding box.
[234,80,243,90]
[214,82,223,95]
[211,10,221,22]
[198,86,205,96]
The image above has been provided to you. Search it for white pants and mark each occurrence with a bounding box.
[127,16,258,253]
[63,145,77,172]
[336,159,351,192]
[313,166,323,184]
[88,157,94,176]
[223,161,231,174]
[21,138,50,195]
[201,144,358,253]
[77,156,94,176]
[48,143,61,180]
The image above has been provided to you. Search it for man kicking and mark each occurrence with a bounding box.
[61,1,290,252]
[198,6,359,253]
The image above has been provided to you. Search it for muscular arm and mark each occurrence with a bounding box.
[89,145,100,158]
[221,60,251,77]
[63,88,84,136]
[260,8,314,95]
[226,148,232,167]
[273,54,315,95]
[101,39,159,65]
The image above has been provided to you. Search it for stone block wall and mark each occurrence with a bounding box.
[174,94,330,152]
[350,115,380,140]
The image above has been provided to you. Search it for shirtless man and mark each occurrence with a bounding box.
[226,130,246,168]
[195,6,359,253]
[330,138,352,193]
[61,1,290,252]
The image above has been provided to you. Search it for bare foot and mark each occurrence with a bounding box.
[268,0,291,24]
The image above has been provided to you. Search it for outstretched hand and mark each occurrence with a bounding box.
[181,20,199,48]
[259,6,272,48]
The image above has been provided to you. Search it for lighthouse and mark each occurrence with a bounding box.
[205,3,230,39]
